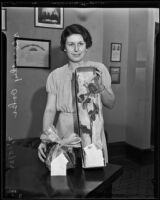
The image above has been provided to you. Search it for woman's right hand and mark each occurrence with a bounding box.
[38,142,47,162]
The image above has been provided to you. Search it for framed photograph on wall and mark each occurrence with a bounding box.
[35,7,64,29]
[15,38,51,69]
[2,9,7,31]
[109,66,121,84]
[110,43,122,62]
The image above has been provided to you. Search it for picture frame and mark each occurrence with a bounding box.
[109,66,121,84]
[110,43,122,62]
[35,7,64,29]
[2,8,7,31]
[15,38,51,69]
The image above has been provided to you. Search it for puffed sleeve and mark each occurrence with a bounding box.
[98,63,111,89]
[46,70,57,95]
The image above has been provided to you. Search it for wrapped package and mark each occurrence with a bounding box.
[75,66,106,168]
[40,125,81,174]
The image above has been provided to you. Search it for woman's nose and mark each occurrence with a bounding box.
[74,44,79,52]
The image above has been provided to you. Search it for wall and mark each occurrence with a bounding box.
[126,8,157,149]
[6,7,65,139]
[102,8,129,142]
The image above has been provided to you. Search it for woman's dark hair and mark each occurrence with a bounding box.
[60,24,92,51]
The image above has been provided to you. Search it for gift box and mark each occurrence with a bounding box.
[40,125,81,175]
[75,66,106,168]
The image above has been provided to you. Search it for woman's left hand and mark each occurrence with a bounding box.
[94,68,105,93]
[87,69,105,94]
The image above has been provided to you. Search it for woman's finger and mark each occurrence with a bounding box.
[95,68,100,72]
[96,70,102,77]
[38,147,46,159]
[38,151,45,162]
[41,149,46,159]
[43,144,47,152]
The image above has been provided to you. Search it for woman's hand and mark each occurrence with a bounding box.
[96,68,115,108]
[38,142,47,162]
[94,68,105,92]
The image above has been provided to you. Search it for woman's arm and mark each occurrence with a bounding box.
[43,93,57,131]
[38,93,56,162]
[101,86,115,109]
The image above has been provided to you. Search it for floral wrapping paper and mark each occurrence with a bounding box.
[75,66,105,168]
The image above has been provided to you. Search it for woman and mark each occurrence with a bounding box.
[38,24,115,164]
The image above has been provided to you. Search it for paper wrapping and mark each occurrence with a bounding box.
[75,66,105,168]
[40,125,81,171]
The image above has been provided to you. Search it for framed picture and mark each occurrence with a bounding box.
[2,9,7,31]
[15,38,51,69]
[109,66,121,84]
[35,7,64,29]
[110,43,122,62]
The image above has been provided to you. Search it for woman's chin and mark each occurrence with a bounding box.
[70,58,83,63]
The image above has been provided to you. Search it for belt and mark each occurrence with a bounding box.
[60,111,77,115]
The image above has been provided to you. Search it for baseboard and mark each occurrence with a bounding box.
[108,141,154,165]
[108,141,126,157]
[125,143,154,165]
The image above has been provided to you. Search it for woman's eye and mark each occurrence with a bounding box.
[79,42,84,45]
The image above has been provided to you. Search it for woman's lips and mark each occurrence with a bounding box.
[72,54,81,57]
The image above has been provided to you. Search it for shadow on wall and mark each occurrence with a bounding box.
[51,46,68,70]
[27,86,60,139]
[27,87,47,138]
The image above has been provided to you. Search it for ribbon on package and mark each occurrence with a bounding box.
[40,125,81,170]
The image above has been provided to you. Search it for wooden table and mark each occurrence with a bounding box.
[5,144,123,198]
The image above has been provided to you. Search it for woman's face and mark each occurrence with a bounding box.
[65,34,87,63]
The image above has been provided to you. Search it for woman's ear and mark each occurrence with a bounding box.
[64,49,66,52]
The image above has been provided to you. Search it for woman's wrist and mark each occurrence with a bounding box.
[40,130,47,144]
[41,140,47,145]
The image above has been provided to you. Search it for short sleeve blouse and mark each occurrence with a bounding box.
[46,61,111,113]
